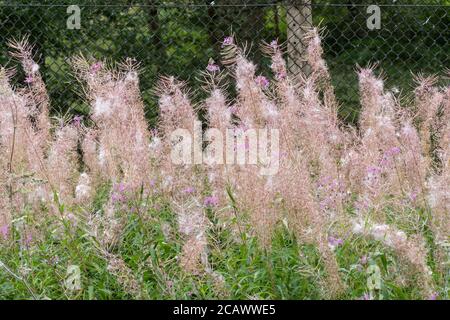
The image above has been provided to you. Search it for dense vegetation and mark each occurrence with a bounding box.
[0,0,449,124]
[0,25,448,299]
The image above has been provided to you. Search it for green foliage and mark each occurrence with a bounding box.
[0,1,448,125]
[0,188,448,300]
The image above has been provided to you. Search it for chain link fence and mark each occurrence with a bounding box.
[0,1,449,123]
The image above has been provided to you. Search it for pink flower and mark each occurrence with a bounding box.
[90,61,103,74]
[72,115,83,127]
[428,292,439,300]
[328,236,343,248]
[24,232,33,246]
[392,147,401,154]
[355,199,369,211]
[114,183,126,193]
[222,36,234,47]
[409,191,418,202]
[275,71,287,81]
[360,255,368,265]
[25,75,34,84]
[0,225,9,240]
[111,183,127,203]
[204,195,219,207]
[183,187,195,194]
[270,39,278,49]
[367,166,381,175]
[111,193,126,203]
[207,62,220,73]
[67,213,77,225]
[360,293,372,300]
[229,105,238,115]
[255,75,270,89]
[384,146,401,157]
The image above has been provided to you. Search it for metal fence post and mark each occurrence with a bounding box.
[287,1,313,77]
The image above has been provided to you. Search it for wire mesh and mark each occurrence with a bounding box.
[0,1,448,123]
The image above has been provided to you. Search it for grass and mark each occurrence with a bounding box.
[0,188,448,300]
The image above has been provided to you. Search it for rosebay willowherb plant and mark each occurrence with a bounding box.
[0,29,448,300]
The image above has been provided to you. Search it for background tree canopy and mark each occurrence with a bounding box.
[0,0,449,124]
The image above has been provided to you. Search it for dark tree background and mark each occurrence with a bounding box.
[0,0,448,123]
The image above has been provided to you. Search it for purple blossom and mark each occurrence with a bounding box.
[0,224,9,240]
[356,199,370,211]
[25,75,34,84]
[275,71,287,81]
[367,165,381,175]
[222,36,234,47]
[319,199,331,210]
[255,75,270,89]
[379,157,389,167]
[229,105,237,115]
[111,193,126,204]
[360,255,368,265]
[183,187,195,194]
[206,62,220,73]
[318,176,332,187]
[409,191,418,203]
[67,213,77,225]
[389,147,401,155]
[429,292,439,300]
[380,147,401,166]
[387,146,401,156]
[111,183,127,204]
[204,195,219,207]
[72,115,83,127]
[328,236,343,248]
[114,183,126,193]
[23,232,33,246]
[360,293,372,300]
[90,61,103,74]
[270,39,278,49]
